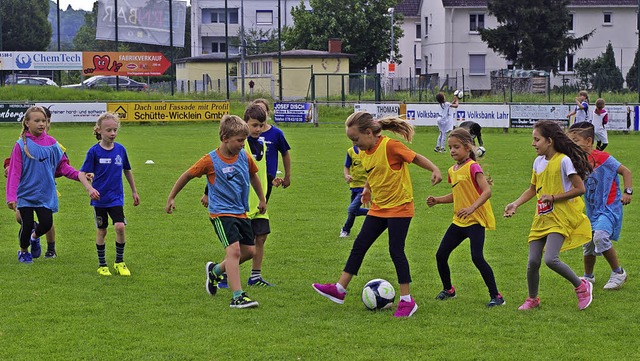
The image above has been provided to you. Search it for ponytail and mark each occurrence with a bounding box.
[346,111,414,142]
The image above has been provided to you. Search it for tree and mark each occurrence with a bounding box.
[283,0,403,73]
[479,0,594,73]
[0,0,52,50]
[626,48,639,92]
[574,43,624,96]
[231,28,279,55]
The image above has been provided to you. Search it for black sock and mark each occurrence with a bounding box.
[47,242,56,253]
[97,244,107,267]
[115,242,125,263]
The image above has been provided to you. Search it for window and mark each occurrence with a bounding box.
[415,23,421,39]
[415,59,422,75]
[256,10,273,25]
[559,54,574,72]
[603,12,612,25]
[251,61,260,75]
[470,13,485,32]
[469,54,486,75]
[211,42,227,53]
[424,16,429,36]
[262,61,272,75]
[568,13,574,32]
[210,9,239,24]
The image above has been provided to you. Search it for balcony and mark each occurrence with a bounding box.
[200,23,240,37]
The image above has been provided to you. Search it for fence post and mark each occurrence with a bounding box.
[310,74,315,102]
[375,73,381,102]
[341,74,345,107]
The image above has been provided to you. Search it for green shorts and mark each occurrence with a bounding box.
[210,216,254,248]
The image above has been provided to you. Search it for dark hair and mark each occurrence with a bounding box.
[436,93,445,104]
[448,128,476,161]
[244,104,266,123]
[534,120,592,179]
[345,111,414,142]
[568,121,595,141]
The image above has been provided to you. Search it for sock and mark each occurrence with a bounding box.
[400,294,412,302]
[600,143,608,151]
[96,244,107,267]
[115,242,125,263]
[613,267,623,274]
[233,290,243,298]
[584,273,594,278]
[213,264,223,277]
[336,283,346,293]
[47,242,56,253]
[250,269,261,281]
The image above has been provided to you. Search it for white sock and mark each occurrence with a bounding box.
[336,283,346,293]
[400,294,412,302]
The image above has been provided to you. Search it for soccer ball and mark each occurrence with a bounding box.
[476,146,486,157]
[362,279,396,310]
[454,89,464,99]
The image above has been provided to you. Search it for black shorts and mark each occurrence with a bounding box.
[251,218,270,236]
[210,216,254,248]
[94,206,126,229]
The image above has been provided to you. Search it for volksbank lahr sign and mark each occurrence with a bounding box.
[0,52,82,71]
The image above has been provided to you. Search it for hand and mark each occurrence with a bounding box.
[456,206,475,218]
[85,173,94,182]
[3,167,7,178]
[272,177,284,187]
[504,202,517,217]
[282,175,291,188]
[132,193,140,206]
[7,201,16,210]
[431,169,443,186]
[258,200,267,214]
[200,194,209,208]
[344,174,353,183]
[621,193,632,205]
[165,199,176,214]
[539,194,554,205]
[426,196,437,207]
[360,189,372,208]
[87,187,100,201]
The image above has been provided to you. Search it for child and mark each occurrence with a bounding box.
[252,98,291,199]
[591,98,609,151]
[313,111,442,318]
[5,106,79,263]
[339,145,369,238]
[435,92,459,153]
[165,115,267,308]
[568,122,631,290]
[504,120,593,310]
[567,90,590,124]
[78,112,140,276]
[458,120,484,147]
[427,128,503,307]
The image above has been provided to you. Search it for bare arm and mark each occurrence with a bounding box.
[426,193,453,207]
[412,153,442,185]
[282,151,291,188]
[123,169,140,206]
[78,171,100,201]
[539,173,585,204]
[249,172,267,214]
[504,184,536,217]
[618,164,632,205]
[457,172,492,218]
[343,166,352,183]
[165,171,195,213]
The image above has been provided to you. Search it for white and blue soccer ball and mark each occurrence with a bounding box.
[454,89,464,99]
[475,146,486,157]
[362,279,396,310]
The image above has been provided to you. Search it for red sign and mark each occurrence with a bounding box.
[82,52,171,76]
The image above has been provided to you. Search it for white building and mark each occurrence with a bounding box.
[190,0,311,57]
[418,0,638,91]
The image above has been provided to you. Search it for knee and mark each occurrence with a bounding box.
[543,254,559,268]
[528,257,542,270]
[114,223,126,234]
[471,254,486,266]
[226,245,242,260]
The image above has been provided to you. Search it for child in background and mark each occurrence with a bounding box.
[313,111,442,318]
[504,120,593,310]
[252,99,291,199]
[458,120,484,148]
[339,145,369,238]
[5,106,79,263]
[568,122,631,290]
[567,90,590,124]
[427,128,503,307]
[591,98,609,151]
[435,92,459,153]
[166,115,267,308]
[78,112,140,276]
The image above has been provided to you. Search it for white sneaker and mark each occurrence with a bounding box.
[339,230,349,238]
[581,275,596,284]
[603,270,627,290]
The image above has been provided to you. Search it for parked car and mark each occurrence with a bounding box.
[62,75,148,91]
[6,76,58,86]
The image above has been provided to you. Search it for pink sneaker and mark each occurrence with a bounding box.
[312,283,346,304]
[575,278,593,310]
[393,297,418,318]
[517,297,540,310]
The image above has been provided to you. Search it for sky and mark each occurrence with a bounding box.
[60,0,190,11]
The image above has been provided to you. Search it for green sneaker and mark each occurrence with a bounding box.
[97,266,112,276]
[230,292,259,308]
[113,262,131,276]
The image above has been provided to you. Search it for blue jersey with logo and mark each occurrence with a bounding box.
[80,142,131,207]
[208,149,250,215]
[260,125,290,177]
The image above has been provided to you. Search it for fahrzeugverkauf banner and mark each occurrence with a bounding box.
[405,104,510,128]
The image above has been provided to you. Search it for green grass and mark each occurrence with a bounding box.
[1,122,639,360]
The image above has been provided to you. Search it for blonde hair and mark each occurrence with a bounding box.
[448,128,476,161]
[579,90,589,102]
[219,115,249,141]
[93,112,120,140]
[20,106,48,159]
[345,111,414,142]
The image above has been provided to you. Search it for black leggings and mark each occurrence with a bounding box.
[343,215,412,284]
[435,223,499,297]
[18,207,53,249]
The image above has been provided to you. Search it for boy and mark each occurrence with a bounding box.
[165,115,267,308]
[339,145,368,238]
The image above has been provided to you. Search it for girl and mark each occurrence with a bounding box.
[5,106,79,263]
[313,111,442,318]
[427,128,503,307]
[591,98,609,151]
[567,90,590,124]
[568,122,631,290]
[78,112,140,276]
[435,92,459,153]
[504,120,593,310]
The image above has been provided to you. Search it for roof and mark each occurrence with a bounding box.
[441,0,636,6]
[175,53,240,64]
[395,0,421,16]
[245,49,352,59]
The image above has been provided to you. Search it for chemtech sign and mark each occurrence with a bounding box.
[0,52,82,71]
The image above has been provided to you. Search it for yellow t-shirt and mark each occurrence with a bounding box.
[528,152,591,251]
[449,160,495,230]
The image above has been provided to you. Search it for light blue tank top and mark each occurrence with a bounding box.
[16,138,64,212]
[208,150,250,215]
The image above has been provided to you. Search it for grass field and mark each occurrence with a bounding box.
[1,122,639,360]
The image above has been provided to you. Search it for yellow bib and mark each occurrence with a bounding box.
[246,140,269,220]
[347,146,367,189]
[449,161,495,230]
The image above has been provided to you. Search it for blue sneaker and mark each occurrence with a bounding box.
[248,277,274,287]
[217,273,229,289]
[18,251,33,264]
[30,237,42,259]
